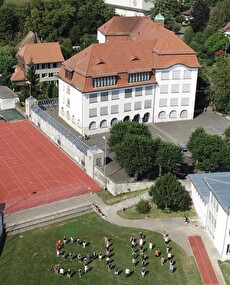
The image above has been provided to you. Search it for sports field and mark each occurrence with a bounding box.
[0,120,100,213]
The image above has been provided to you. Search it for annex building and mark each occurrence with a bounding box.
[58,16,200,136]
[11,42,64,88]
[189,172,230,261]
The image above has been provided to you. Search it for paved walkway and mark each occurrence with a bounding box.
[4,192,226,285]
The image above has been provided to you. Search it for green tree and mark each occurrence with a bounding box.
[208,0,230,31]
[183,26,195,44]
[224,126,230,141]
[24,59,40,99]
[149,173,192,211]
[204,32,229,52]
[108,121,151,152]
[187,127,230,171]
[0,4,20,42]
[155,141,183,175]
[115,134,155,177]
[208,57,230,113]
[0,46,16,86]
[190,0,210,32]
[148,0,182,30]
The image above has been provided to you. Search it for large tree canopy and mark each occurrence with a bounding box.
[149,173,192,211]
[187,127,230,171]
[190,0,210,33]
[208,0,230,31]
[208,57,230,113]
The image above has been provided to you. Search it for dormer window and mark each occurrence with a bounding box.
[93,76,117,88]
[65,67,73,80]
[128,72,151,83]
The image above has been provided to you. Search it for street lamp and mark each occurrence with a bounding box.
[102,136,107,189]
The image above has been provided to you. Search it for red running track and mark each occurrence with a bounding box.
[188,235,219,285]
[0,119,101,213]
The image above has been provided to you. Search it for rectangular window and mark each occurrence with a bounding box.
[42,73,48,78]
[134,101,142,110]
[124,103,131,112]
[128,72,151,83]
[145,86,153,95]
[96,158,102,166]
[125,88,132,98]
[101,92,108,102]
[100,106,108,116]
[89,93,97,103]
[112,90,119,100]
[144,100,152,109]
[182,83,191,93]
[111,105,119,114]
[53,63,57,68]
[181,98,189,106]
[159,99,167,107]
[171,84,180,93]
[49,73,54,77]
[42,64,45,69]
[170,98,178,107]
[89,108,97,117]
[161,71,169,80]
[135,87,142,97]
[172,70,181,79]
[36,64,40,70]
[160,85,168,94]
[66,86,70,94]
[66,98,70,107]
[184,70,192,79]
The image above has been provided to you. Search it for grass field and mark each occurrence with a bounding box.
[118,202,197,219]
[218,260,230,284]
[0,213,202,285]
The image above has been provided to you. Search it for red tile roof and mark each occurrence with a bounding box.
[11,66,25,82]
[59,16,200,93]
[18,42,64,64]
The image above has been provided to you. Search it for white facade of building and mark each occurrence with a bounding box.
[104,0,154,16]
[189,172,230,261]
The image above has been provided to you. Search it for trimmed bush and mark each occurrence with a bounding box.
[135,199,151,214]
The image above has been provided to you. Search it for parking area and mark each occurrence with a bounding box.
[148,112,230,147]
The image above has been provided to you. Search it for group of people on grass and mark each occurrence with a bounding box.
[53,230,176,278]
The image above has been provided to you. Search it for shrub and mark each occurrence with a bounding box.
[135,199,151,214]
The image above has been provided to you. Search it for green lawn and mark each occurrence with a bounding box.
[97,188,148,205]
[218,260,230,284]
[118,202,197,219]
[0,213,202,285]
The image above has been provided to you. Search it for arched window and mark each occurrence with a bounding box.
[132,114,140,122]
[158,111,166,119]
[89,121,96,130]
[169,110,177,118]
[72,115,76,124]
[111,118,118,126]
[123,116,130,122]
[100,120,107,128]
[142,112,150,123]
[180,110,188,118]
